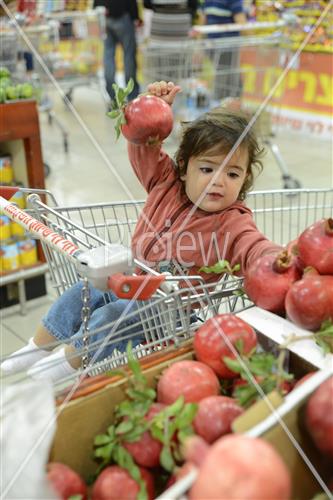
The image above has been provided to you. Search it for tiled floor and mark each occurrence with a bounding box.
[1,84,332,384]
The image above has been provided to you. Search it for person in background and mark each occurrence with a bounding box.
[93,0,141,104]
[202,0,247,37]
[201,0,247,100]
[143,0,198,40]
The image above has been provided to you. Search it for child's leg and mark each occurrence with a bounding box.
[0,281,107,375]
[28,297,144,382]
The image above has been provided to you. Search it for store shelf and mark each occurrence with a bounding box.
[0,99,47,312]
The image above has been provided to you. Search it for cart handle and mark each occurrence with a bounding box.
[108,273,166,300]
[0,196,80,259]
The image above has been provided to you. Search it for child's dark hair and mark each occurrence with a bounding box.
[174,107,264,200]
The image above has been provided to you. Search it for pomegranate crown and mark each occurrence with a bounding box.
[107,78,135,139]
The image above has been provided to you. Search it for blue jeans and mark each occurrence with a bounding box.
[104,13,139,102]
[42,282,144,362]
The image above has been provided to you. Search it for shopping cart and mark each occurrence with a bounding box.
[142,17,302,190]
[16,9,106,152]
[0,24,18,74]
[1,186,332,390]
[19,8,107,103]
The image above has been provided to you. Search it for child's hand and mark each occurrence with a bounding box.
[147,81,181,106]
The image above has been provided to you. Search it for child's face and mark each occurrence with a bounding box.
[181,147,249,212]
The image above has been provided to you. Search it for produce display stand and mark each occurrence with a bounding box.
[0,99,48,313]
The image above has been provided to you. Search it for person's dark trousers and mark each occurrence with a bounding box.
[104,12,139,102]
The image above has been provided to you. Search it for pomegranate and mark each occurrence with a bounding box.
[293,372,316,390]
[297,218,333,275]
[285,268,333,331]
[193,395,244,443]
[183,435,210,467]
[123,403,165,468]
[121,95,173,145]
[92,465,154,500]
[193,314,257,378]
[244,250,301,314]
[157,360,220,405]
[47,462,87,500]
[305,376,333,458]
[188,435,291,499]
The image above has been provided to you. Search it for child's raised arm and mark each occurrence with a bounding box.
[147,81,181,106]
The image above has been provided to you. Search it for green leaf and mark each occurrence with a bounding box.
[248,353,276,376]
[125,78,134,96]
[107,110,120,119]
[107,425,115,438]
[198,260,240,275]
[315,338,331,355]
[68,495,83,500]
[160,445,175,472]
[94,442,114,460]
[164,396,185,417]
[150,424,165,443]
[137,481,148,500]
[126,342,144,380]
[94,434,112,446]
[116,400,134,418]
[235,339,244,355]
[123,423,149,442]
[234,383,258,407]
[175,403,198,429]
[116,420,134,435]
[223,357,242,374]
[177,426,195,444]
[113,444,133,469]
[126,388,155,402]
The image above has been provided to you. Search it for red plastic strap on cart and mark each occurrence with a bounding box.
[108,273,166,300]
[0,186,20,200]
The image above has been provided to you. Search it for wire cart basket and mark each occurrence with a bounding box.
[1,186,332,391]
[20,8,107,103]
[0,24,18,74]
[142,17,302,190]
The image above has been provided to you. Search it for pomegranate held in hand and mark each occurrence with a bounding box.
[285,269,333,331]
[194,314,257,378]
[244,250,301,314]
[157,359,220,405]
[92,465,154,500]
[189,435,291,499]
[298,218,333,275]
[193,395,244,443]
[47,462,87,500]
[121,95,173,145]
[305,376,333,458]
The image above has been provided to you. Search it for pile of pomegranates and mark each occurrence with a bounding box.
[244,218,333,333]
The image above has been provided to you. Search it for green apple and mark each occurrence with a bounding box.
[0,67,11,79]
[6,85,18,100]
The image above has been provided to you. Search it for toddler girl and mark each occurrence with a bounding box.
[1,81,281,381]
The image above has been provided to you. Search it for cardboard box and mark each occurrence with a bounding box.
[50,336,332,499]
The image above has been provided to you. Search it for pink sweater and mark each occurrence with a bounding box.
[129,143,281,283]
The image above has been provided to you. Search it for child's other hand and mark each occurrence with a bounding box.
[147,81,181,106]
